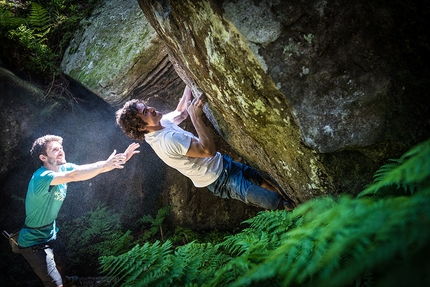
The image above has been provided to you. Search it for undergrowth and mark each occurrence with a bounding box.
[0,0,100,81]
[59,204,134,276]
[98,137,430,287]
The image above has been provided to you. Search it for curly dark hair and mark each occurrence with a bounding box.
[30,135,63,165]
[115,99,148,141]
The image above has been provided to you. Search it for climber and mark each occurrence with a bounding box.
[115,86,294,211]
[17,135,140,287]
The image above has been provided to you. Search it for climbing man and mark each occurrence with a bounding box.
[115,86,294,211]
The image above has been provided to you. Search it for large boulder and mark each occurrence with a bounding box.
[0,68,154,230]
[60,0,184,107]
[0,67,260,234]
[137,0,430,202]
[59,0,264,228]
[53,0,429,224]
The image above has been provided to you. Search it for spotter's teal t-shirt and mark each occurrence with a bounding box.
[18,163,77,248]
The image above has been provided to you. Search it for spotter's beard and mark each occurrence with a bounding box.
[48,157,66,166]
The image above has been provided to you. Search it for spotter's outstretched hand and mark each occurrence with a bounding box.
[122,142,140,162]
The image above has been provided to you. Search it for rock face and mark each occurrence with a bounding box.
[0,68,260,235]
[221,0,392,153]
[57,0,265,228]
[137,0,429,202]
[3,0,429,280]
[59,0,429,207]
[60,0,184,107]
[4,0,427,234]
[0,68,151,229]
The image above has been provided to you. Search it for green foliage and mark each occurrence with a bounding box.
[60,204,130,275]
[100,240,229,287]
[28,3,51,31]
[3,3,57,75]
[138,206,173,242]
[217,193,430,287]
[99,138,430,287]
[0,7,26,31]
[137,206,232,246]
[169,226,202,246]
[0,0,101,81]
[98,230,135,258]
[7,23,57,73]
[358,138,430,197]
[169,226,232,247]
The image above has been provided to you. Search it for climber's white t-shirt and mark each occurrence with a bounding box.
[145,113,223,187]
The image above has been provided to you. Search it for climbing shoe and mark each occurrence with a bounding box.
[283,200,295,211]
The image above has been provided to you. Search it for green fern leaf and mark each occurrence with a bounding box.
[358,138,430,197]
[0,9,26,28]
[28,3,50,30]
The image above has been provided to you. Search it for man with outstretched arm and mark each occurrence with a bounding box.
[17,135,140,287]
[115,86,294,211]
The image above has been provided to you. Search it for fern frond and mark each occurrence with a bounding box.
[0,9,26,28]
[100,239,230,287]
[100,139,430,287]
[358,138,430,197]
[173,242,227,285]
[100,245,137,284]
[28,3,50,30]
[324,189,430,287]
[243,209,289,230]
[139,214,155,224]
[222,188,430,287]
[372,160,401,182]
[100,240,174,286]
[101,230,134,257]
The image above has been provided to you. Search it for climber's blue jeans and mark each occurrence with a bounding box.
[207,154,282,210]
